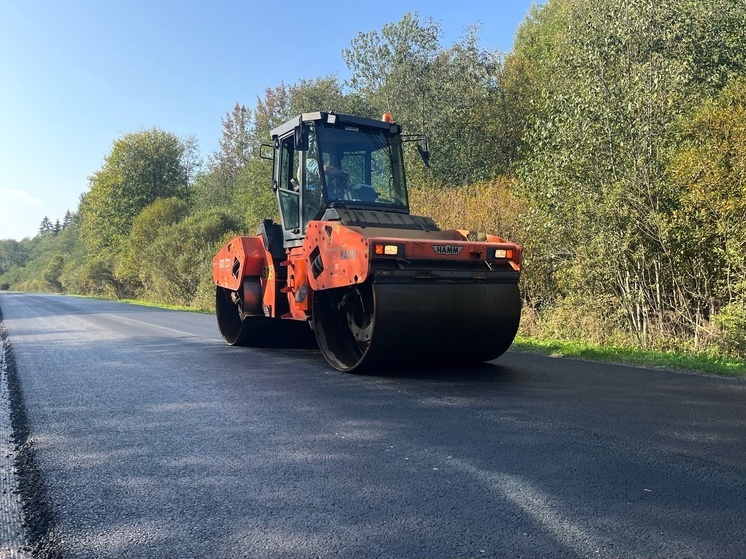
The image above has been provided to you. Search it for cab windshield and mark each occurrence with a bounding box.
[312,123,408,210]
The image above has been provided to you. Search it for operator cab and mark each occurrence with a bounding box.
[270,112,409,246]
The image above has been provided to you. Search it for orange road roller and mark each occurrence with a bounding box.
[213,111,522,372]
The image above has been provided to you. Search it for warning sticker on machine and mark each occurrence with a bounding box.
[432,244,464,255]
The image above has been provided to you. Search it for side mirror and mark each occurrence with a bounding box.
[402,133,430,168]
[294,119,308,151]
[417,144,430,168]
[260,143,274,161]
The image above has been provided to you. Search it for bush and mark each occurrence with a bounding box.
[409,179,525,243]
[711,301,746,357]
[142,210,241,307]
[68,258,123,298]
[527,293,633,347]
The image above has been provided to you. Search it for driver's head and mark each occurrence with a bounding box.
[324,165,349,197]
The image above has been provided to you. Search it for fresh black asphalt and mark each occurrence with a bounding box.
[0,292,744,558]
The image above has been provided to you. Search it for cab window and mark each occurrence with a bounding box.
[277,137,299,231]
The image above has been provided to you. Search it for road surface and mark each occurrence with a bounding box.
[0,292,744,558]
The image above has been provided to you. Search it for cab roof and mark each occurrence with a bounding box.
[270,112,400,139]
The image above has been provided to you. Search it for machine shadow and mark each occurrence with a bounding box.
[359,359,525,383]
[250,342,525,384]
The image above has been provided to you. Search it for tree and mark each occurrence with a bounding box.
[343,14,520,186]
[344,12,441,116]
[343,13,441,186]
[230,158,277,232]
[79,128,194,255]
[208,102,253,181]
[43,254,65,291]
[288,76,369,117]
[424,26,513,183]
[253,83,291,141]
[0,239,29,277]
[38,216,53,237]
[192,103,254,212]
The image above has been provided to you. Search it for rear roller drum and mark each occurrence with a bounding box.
[215,286,315,349]
[216,286,265,346]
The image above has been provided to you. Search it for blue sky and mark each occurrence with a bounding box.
[0,0,538,241]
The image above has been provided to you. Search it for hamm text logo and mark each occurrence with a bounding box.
[432,244,463,255]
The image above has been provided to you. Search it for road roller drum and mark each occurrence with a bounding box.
[313,281,521,372]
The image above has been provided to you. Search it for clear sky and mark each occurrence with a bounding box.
[0,0,538,241]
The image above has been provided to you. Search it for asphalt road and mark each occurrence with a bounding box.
[0,292,744,559]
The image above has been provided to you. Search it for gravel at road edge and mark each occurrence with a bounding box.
[0,308,60,559]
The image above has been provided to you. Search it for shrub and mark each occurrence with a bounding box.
[142,210,241,307]
[529,293,632,347]
[711,301,746,357]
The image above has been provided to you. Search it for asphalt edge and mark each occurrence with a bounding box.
[0,307,62,559]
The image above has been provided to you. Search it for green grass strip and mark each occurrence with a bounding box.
[511,335,746,377]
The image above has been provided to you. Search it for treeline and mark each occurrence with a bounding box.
[1,1,745,357]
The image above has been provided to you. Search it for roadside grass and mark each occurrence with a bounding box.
[62,293,210,314]
[510,335,746,377]
[117,298,210,313]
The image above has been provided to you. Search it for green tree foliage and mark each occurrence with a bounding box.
[344,12,441,116]
[253,83,292,140]
[288,76,350,116]
[666,77,746,353]
[209,102,253,178]
[79,128,194,255]
[191,102,254,213]
[669,77,746,298]
[0,239,29,277]
[515,0,746,348]
[0,220,87,294]
[430,26,515,183]
[64,257,123,298]
[344,13,519,185]
[190,170,229,212]
[230,159,277,232]
[43,254,65,292]
[344,13,441,187]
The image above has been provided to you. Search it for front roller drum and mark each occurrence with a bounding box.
[312,281,521,372]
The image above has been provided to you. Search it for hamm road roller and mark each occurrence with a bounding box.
[213,111,522,372]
